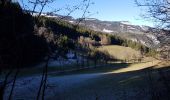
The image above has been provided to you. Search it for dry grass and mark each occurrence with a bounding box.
[154,60,170,69]
[111,60,160,73]
[98,45,141,60]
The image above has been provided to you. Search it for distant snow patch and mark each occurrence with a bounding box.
[45,15,58,18]
[103,28,113,33]
[140,40,147,46]
[131,38,138,42]
[146,34,160,44]
[69,21,74,23]
[85,18,97,20]
[120,21,132,25]
[140,25,149,31]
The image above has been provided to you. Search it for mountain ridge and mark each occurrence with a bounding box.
[36,12,170,50]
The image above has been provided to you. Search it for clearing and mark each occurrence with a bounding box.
[98,45,141,60]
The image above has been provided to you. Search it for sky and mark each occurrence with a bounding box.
[18,0,154,27]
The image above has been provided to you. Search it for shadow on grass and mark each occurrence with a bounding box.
[48,63,131,77]
[48,60,170,100]
[4,60,170,100]
[16,62,130,77]
[71,65,170,100]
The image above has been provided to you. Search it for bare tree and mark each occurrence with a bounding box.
[22,0,94,99]
[135,0,170,28]
[0,70,13,100]
[26,0,55,17]
[36,54,50,100]
[0,0,94,99]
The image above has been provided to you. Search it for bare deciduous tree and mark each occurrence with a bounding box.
[0,0,94,99]
[135,0,170,28]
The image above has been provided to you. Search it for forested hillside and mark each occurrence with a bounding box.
[0,2,157,70]
[2,1,170,100]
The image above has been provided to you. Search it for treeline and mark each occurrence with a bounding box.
[38,17,157,57]
[109,35,158,57]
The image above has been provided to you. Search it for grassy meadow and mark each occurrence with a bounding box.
[98,45,142,61]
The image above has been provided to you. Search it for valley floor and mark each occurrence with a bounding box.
[3,60,170,100]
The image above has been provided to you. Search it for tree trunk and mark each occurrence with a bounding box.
[0,70,12,100]
[8,69,19,100]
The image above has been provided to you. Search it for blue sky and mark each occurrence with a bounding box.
[19,0,153,27]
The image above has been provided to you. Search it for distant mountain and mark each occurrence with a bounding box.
[39,13,170,50]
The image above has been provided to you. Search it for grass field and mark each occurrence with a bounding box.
[98,45,142,61]
[15,45,146,77]
[4,44,170,99]
[48,60,170,100]
[5,57,170,100]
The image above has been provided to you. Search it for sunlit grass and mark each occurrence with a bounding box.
[17,60,161,77]
[98,45,141,60]
[108,60,160,74]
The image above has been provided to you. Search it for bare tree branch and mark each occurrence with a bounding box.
[0,70,13,100]
[8,69,19,100]
[135,0,170,28]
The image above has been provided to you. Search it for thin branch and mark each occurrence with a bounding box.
[8,69,19,100]
[41,56,49,100]
[29,0,38,15]
[75,0,91,28]
[135,0,170,28]
[0,70,13,100]
[36,64,45,100]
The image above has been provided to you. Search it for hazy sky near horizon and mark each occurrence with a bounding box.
[19,0,153,26]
